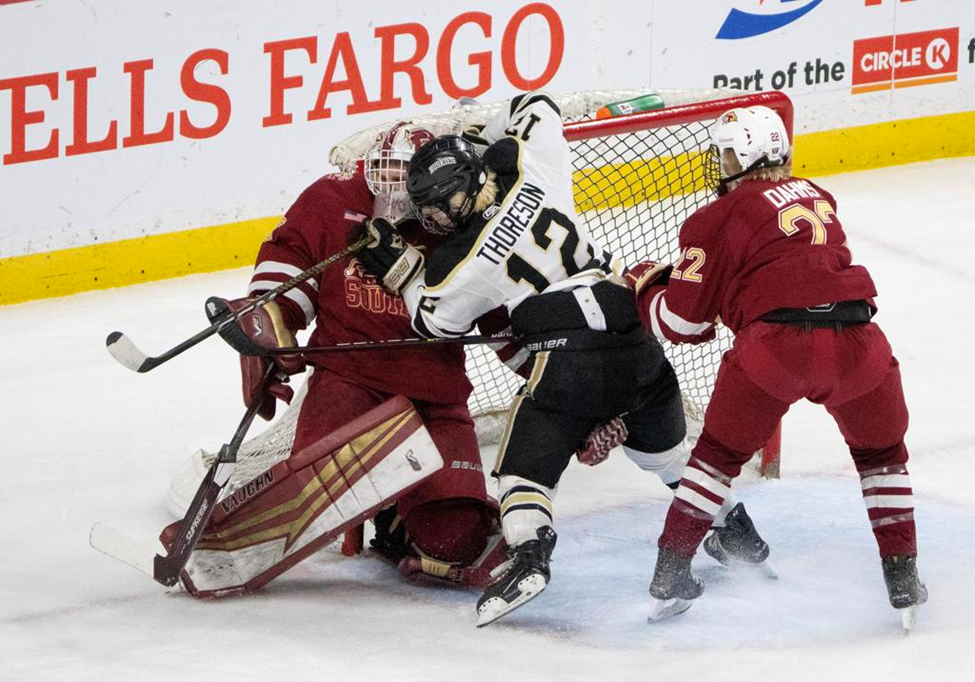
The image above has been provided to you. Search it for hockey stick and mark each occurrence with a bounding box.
[90,364,275,587]
[222,331,519,358]
[105,236,373,373]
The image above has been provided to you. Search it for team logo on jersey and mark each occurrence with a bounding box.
[344,258,409,318]
[428,157,457,173]
[715,0,823,40]
[482,203,502,219]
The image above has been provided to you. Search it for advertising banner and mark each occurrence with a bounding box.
[1,0,972,303]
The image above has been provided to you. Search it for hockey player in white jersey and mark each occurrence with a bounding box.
[359,91,771,626]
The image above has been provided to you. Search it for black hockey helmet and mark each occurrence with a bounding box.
[407,135,486,234]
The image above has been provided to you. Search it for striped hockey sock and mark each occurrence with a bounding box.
[498,475,556,547]
[659,456,733,556]
[859,463,918,557]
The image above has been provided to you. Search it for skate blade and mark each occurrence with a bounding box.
[476,575,547,628]
[900,604,921,632]
[647,596,694,623]
[757,559,778,580]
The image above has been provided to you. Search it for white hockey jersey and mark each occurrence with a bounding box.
[402,92,618,338]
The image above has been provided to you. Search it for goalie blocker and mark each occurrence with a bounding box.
[159,396,442,598]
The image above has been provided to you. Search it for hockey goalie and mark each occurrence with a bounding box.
[160,123,517,597]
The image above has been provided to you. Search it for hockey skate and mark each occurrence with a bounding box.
[476,526,556,628]
[647,548,704,622]
[703,502,777,579]
[882,555,928,632]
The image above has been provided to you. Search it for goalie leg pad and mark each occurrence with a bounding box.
[171,396,443,598]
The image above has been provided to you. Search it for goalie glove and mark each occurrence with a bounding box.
[358,218,425,292]
[206,297,304,421]
[576,416,629,466]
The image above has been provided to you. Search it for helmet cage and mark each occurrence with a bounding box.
[365,123,435,196]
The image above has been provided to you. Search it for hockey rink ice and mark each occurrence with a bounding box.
[2,158,974,680]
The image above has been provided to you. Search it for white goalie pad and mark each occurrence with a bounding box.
[166,396,442,598]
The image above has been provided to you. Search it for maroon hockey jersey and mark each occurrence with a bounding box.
[248,171,472,405]
[640,177,878,344]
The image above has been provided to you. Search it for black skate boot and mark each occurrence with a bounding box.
[703,503,776,577]
[647,548,704,622]
[882,555,928,631]
[476,526,556,627]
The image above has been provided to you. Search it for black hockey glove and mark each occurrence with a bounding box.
[358,218,425,292]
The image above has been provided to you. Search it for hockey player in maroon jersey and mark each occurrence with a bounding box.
[164,123,510,594]
[634,106,926,627]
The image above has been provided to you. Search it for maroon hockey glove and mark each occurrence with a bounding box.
[358,218,425,292]
[212,297,304,421]
[576,416,629,466]
[624,260,673,295]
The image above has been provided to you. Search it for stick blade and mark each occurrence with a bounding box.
[105,332,154,372]
[89,522,159,579]
[900,604,921,633]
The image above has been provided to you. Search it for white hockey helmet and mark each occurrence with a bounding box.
[710,106,790,173]
[365,122,437,196]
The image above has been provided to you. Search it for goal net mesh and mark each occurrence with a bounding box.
[173,88,780,503]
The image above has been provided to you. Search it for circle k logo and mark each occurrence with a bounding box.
[715,0,824,40]
[926,38,951,69]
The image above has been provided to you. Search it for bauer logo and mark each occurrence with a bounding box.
[852,28,959,94]
[715,0,823,40]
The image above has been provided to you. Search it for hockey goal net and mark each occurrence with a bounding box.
[168,89,793,516]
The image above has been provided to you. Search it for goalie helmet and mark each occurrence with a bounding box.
[365,123,436,221]
[407,135,486,235]
[707,106,790,195]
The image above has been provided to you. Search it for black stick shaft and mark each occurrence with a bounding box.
[107,236,371,372]
[258,333,517,356]
[152,364,275,586]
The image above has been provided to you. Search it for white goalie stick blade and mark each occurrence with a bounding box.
[89,523,159,581]
[647,596,695,623]
[900,604,921,633]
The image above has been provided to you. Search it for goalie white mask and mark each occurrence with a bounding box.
[366,122,436,222]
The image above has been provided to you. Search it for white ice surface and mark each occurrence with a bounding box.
[2,158,975,681]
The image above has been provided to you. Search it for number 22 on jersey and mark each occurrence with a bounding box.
[777,199,837,245]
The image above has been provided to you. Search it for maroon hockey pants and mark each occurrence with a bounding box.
[659,321,917,559]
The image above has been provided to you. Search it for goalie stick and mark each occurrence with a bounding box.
[90,364,275,587]
[105,236,373,373]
